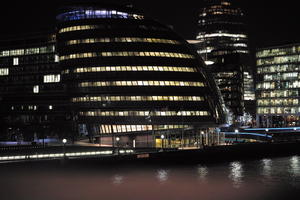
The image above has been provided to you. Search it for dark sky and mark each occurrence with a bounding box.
[1,0,299,50]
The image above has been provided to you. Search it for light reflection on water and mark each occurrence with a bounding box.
[0,155,300,200]
[228,161,243,188]
[197,165,208,182]
[156,169,169,183]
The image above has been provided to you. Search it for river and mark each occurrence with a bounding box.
[0,155,299,200]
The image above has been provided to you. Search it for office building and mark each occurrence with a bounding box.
[0,3,226,147]
[196,0,255,120]
[256,43,300,127]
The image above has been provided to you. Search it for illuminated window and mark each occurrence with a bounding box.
[78,81,204,88]
[33,85,39,93]
[0,68,9,76]
[59,52,195,61]
[43,74,61,83]
[13,57,19,65]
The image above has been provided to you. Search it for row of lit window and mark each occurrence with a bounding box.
[80,110,210,117]
[11,105,53,111]
[258,90,298,98]
[0,45,55,58]
[66,37,180,45]
[43,74,61,83]
[257,64,299,74]
[263,72,299,81]
[59,52,195,61]
[196,33,247,39]
[257,107,300,115]
[0,68,9,76]
[256,46,300,58]
[257,99,299,106]
[59,25,98,33]
[62,66,197,74]
[99,124,191,134]
[72,96,204,103]
[257,55,300,66]
[79,81,205,88]
[57,9,144,22]
[257,81,300,90]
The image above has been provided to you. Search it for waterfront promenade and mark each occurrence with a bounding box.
[1,141,300,165]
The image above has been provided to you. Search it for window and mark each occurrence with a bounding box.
[33,85,39,93]
[0,68,9,76]
[13,57,19,66]
[43,74,61,83]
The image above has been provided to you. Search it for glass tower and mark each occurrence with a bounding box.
[196,0,255,121]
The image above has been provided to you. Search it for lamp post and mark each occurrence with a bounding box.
[115,137,120,155]
[161,134,165,149]
[234,129,239,143]
[201,131,205,148]
[265,128,269,142]
[62,138,67,157]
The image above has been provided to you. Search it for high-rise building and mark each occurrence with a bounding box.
[256,43,300,128]
[0,3,226,147]
[196,0,255,121]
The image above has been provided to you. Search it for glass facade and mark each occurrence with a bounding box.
[57,3,225,148]
[194,0,255,120]
[0,3,226,148]
[256,44,300,127]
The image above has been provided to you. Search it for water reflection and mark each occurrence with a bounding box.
[289,156,300,177]
[112,174,124,185]
[197,165,208,182]
[261,158,272,177]
[229,161,243,188]
[156,169,169,183]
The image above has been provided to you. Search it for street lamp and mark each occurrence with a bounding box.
[265,129,269,142]
[234,129,239,143]
[161,134,165,149]
[201,131,205,148]
[62,138,67,157]
[115,137,120,155]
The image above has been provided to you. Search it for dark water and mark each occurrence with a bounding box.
[1,155,300,200]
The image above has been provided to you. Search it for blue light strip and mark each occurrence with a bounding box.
[225,132,272,138]
[244,127,300,131]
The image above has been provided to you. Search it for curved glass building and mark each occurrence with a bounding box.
[55,4,225,147]
[56,3,225,148]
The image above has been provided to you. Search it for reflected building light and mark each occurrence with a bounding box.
[290,156,300,177]
[261,158,272,177]
[197,165,208,182]
[112,174,124,185]
[156,169,169,183]
[229,161,243,188]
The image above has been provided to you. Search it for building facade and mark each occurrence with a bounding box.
[196,0,255,121]
[256,44,300,127]
[0,3,226,148]
[0,33,67,142]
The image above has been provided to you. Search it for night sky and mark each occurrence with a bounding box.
[1,0,299,50]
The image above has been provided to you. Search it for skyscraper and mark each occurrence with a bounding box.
[196,0,255,122]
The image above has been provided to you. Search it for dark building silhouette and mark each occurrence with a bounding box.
[0,3,225,147]
[195,0,255,122]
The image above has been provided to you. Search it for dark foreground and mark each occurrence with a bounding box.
[1,142,300,200]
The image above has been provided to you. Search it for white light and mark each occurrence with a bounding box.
[294,128,297,131]
[235,129,239,133]
[62,139,67,144]
[205,61,214,65]
[161,135,165,139]
[265,129,269,132]
[201,131,205,135]
[116,137,120,142]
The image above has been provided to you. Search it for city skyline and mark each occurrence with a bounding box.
[1,0,299,50]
